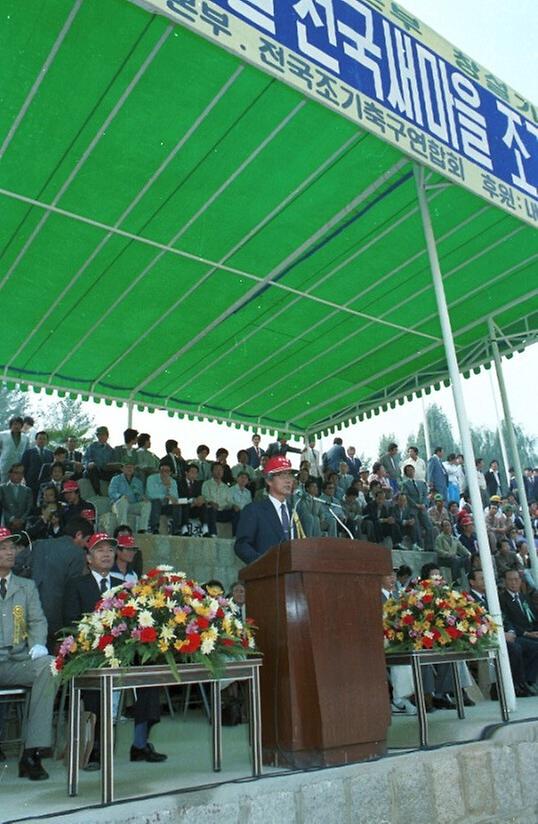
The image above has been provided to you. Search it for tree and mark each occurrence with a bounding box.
[32,396,95,447]
[470,422,537,480]
[0,382,28,426]
[377,432,397,459]
[406,403,459,459]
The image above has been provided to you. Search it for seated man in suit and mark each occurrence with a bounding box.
[0,528,56,780]
[0,463,33,531]
[234,456,305,564]
[64,533,166,768]
[177,463,209,536]
[499,568,538,641]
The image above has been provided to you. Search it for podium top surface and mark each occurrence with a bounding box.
[240,538,392,581]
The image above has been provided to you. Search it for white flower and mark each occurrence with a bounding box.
[160,625,175,642]
[138,610,155,627]
[157,564,173,572]
[103,644,115,659]
[108,657,121,668]
[100,609,118,627]
[201,637,216,654]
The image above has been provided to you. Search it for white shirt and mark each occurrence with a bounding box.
[268,494,295,537]
[401,456,427,482]
[91,570,112,592]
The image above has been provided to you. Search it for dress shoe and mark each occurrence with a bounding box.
[19,751,49,781]
[515,684,534,697]
[432,694,456,710]
[130,742,167,762]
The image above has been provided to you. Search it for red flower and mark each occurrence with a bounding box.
[216,608,224,618]
[446,626,462,639]
[220,638,235,647]
[54,657,64,670]
[192,591,205,601]
[402,614,414,625]
[98,634,114,650]
[139,627,157,643]
[183,634,201,653]
[121,605,137,618]
[422,594,433,604]
[147,569,160,578]
[241,637,249,648]
[196,616,210,629]
[421,636,434,649]
[431,628,441,640]
[425,611,435,622]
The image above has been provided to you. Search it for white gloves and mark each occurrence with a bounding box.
[29,644,49,660]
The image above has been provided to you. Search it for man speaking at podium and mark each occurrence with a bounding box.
[234,456,304,564]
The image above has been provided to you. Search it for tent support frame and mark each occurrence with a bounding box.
[414,163,515,712]
[488,318,538,585]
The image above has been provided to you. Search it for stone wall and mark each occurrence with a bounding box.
[35,720,538,824]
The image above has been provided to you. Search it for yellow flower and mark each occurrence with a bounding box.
[158,641,169,653]
[174,611,187,625]
[150,593,166,609]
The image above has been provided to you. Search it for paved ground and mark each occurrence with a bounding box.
[2,694,538,823]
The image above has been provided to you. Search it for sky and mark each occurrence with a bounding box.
[27,1,537,465]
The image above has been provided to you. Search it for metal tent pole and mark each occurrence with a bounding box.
[421,396,432,459]
[488,368,511,489]
[127,402,134,429]
[414,164,515,711]
[488,318,538,586]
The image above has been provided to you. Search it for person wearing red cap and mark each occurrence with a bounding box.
[64,533,166,768]
[0,528,57,780]
[234,456,304,564]
[111,533,139,583]
[61,479,96,523]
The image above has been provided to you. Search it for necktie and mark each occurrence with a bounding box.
[413,481,418,492]
[280,503,290,539]
[0,578,6,599]
[100,577,108,594]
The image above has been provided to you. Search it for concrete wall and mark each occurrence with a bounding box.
[34,721,538,824]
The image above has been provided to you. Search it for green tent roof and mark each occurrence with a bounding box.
[1,0,537,435]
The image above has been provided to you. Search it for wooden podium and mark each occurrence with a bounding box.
[240,538,392,768]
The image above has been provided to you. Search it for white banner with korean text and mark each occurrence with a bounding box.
[130,0,538,227]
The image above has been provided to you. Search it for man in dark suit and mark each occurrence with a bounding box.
[498,568,538,639]
[177,463,209,535]
[246,434,265,469]
[401,464,434,550]
[0,463,33,530]
[234,456,305,564]
[495,569,538,696]
[265,434,302,459]
[14,516,91,649]
[159,439,186,482]
[64,533,166,768]
[22,432,54,501]
[485,460,502,498]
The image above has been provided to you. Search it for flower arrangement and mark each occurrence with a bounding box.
[52,566,257,682]
[383,578,498,653]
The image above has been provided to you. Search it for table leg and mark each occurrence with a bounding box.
[493,653,510,722]
[411,656,428,748]
[210,681,222,772]
[100,676,114,805]
[250,667,262,776]
[451,662,465,719]
[67,682,81,797]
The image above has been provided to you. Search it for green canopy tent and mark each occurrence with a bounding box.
[1,0,537,711]
[0,0,536,438]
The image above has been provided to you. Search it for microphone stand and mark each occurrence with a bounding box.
[311,496,355,540]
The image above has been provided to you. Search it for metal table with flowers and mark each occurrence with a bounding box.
[52,565,261,805]
[383,576,508,748]
[66,658,263,805]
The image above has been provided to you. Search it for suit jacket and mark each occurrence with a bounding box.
[234,498,293,565]
[66,449,83,464]
[15,536,86,638]
[64,573,124,627]
[22,447,54,490]
[499,589,538,636]
[246,445,265,469]
[380,452,400,481]
[159,453,186,480]
[177,478,203,500]
[401,478,429,510]
[485,470,502,498]
[427,456,448,498]
[0,574,48,662]
[322,444,347,472]
[265,441,302,458]
[0,482,33,525]
[345,456,362,479]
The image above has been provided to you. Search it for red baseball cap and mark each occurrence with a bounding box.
[63,480,79,493]
[0,527,20,544]
[263,456,296,475]
[87,532,117,551]
[116,534,138,551]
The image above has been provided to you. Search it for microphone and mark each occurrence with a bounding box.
[309,496,354,540]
